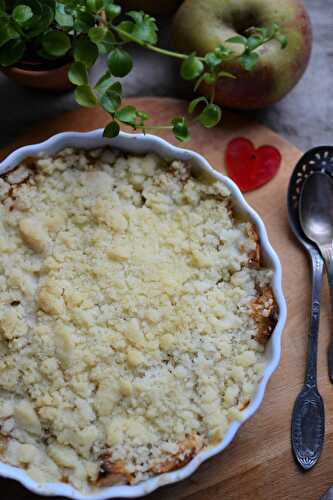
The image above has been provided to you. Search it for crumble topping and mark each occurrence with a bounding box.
[0,147,276,491]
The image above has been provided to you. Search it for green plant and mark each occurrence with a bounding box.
[0,1,287,141]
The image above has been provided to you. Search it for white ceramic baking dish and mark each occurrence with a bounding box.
[0,130,287,499]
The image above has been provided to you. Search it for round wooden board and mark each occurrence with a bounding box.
[1,98,333,500]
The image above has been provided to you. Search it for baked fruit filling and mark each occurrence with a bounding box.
[0,148,277,491]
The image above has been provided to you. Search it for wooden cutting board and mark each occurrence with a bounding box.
[1,97,332,500]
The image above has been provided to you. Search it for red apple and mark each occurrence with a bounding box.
[118,0,183,16]
[172,0,312,109]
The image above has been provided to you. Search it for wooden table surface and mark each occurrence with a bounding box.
[1,97,333,500]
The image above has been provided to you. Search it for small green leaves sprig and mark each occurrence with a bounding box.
[0,1,287,142]
[176,23,287,133]
[226,24,288,71]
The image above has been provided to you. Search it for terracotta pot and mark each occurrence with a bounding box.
[2,60,72,92]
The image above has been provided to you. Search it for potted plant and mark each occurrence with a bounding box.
[0,0,287,140]
[0,0,76,90]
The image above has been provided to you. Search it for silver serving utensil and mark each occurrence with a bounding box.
[299,171,333,383]
[287,147,332,470]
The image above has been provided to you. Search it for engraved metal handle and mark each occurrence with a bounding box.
[320,244,333,383]
[291,251,325,470]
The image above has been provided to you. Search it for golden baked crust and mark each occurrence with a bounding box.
[246,224,277,344]
[149,433,203,475]
[0,435,8,456]
[247,223,261,268]
[98,433,203,486]
[252,286,278,345]
[98,457,134,486]
[0,148,277,491]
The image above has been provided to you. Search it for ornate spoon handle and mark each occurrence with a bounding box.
[320,244,333,383]
[291,251,325,470]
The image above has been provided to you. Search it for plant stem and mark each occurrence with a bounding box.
[145,45,193,61]
[110,25,205,62]
[111,23,278,65]
[134,124,173,130]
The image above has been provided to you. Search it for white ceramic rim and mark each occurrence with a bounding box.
[0,130,287,499]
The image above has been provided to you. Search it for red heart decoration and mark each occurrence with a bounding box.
[225,137,282,192]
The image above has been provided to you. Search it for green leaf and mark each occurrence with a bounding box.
[21,0,53,38]
[116,20,135,42]
[74,37,98,68]
[137,111,148,120]
[36,47,56,60]
[103,121,120,138]
[68,61,88,86]
[115,105,137,125]
[15,0,41,17]
[13,5,33,24]
[74,85,97,107]
[126,10,144,23]
[133,19,157,45]
[0,22,19,48]
[188,96,208,115]
[271,23,280,34]
[101,83,122,113]
[246,36,262,51]
[127,10,158,45]
[240,51,259,71]
[180,54,204,80]
[74,11,95,33]
[55,3,74,28]
[276,32,288,49]
[205,52,222,67]
[215,45,234,59]
[250,26,269,39]
[137,110,148,125]
[101,95,121,114]
[95,71,113,93]
[226,35,247,45]
[108,81,122,94]
[0,38,25,66]
[96,31,115,54]
[41,31,71,57]
[88,26,107,44]
[197,104,221,128]
[87,0,104,12]
[250,25,273,39]
[0,0,5,14]
[15,0,39,24]
[30,1,54,36]
[104,1,121,20]
[172,117,190,142]
[203,73,216,85]
[115,11,158,44]
[108,48,133,77]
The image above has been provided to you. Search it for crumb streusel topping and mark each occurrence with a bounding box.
[0,148,276,491]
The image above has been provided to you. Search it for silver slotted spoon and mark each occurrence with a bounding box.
[299,171,333,383]
[288,145,333,470]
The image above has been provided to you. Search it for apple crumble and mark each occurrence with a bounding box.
[0,147,277,491]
